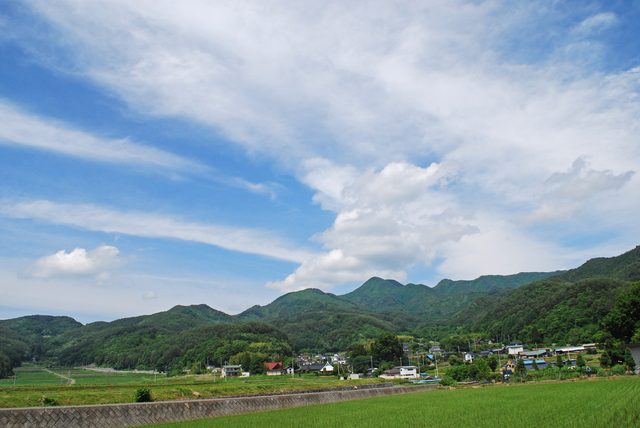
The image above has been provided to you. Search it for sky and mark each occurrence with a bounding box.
[1,0,639,324]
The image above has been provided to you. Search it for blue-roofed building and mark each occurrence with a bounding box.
[523,359,548,370]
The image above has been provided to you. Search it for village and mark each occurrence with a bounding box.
[210,340,638,382]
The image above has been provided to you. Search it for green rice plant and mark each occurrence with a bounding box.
[143,377,640,428]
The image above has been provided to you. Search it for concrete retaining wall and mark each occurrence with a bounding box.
[0,384,436,428]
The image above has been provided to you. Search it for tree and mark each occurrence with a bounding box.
[529,326,542,344]
[576,354,586,375]
[371,332,403,363]
[516,359,526,382]
[603,283,640,343]
[469,363,480,380]
[556,355,564,379]
[0,352,12,379]
[241,354,251,372]
[448,355,460,366]
[624,348,636,373]
[488,355,498,372]
[532,360,539,371]
[599,351,611,370]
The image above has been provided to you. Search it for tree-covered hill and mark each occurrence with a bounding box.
[432,271,564,295]
[552,245,640,283]
[236,288,359,321]
[0,315,82,339]
[52,321,292,372]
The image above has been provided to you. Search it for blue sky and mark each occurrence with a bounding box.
[1,0,639,323]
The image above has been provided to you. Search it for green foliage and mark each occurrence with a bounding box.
[447,364,470,382]
[603,282,640,343]
[241,354,251,372]
[532,360,539,371]
[134,387,153,402]
[0,352,14,379]
[599,351,611,369]
[624,348,636,372]
[439,375,457,386]
[371,332,403,363]
[611,364,626,376]
[488,356,498,372]
[576,354,586,369]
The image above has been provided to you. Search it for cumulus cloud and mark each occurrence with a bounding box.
[526,157,634,222]
[1,199,314,263]
[268,161,477,291]
[28,245,122,279]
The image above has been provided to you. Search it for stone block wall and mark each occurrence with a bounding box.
[0,384,436,428]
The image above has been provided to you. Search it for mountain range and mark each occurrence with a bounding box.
[1,245,639,374]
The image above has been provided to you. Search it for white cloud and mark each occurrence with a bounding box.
[526,157,634,222]
[268,161,477,291]
[577,13,618,34]
[142,291,156,300]
[0,100,207,173]
[1,199,314,263]
[28,245,121,279]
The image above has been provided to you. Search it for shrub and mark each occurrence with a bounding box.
[610,365,626,376]
[41,396,57,406]
[439,375,457,386]
[134,387,153,402]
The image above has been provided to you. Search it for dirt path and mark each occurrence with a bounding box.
[44,368,75,384]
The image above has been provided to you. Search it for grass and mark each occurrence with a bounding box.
[0,367,390,408]
[143,376,640,428]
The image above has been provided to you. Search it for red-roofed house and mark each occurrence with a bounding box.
[266,362,283,376]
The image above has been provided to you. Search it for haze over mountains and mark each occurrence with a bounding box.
[1,246,639,374]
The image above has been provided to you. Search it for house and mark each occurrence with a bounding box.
[366,367,378,377]
[429,345,442,354]
[463,352,476,363]
[322,362,334,372]
[299,363,325,372]
[381,366,419,379]
[266,362,283,376]
[523,359,548,370]
[331,354,347,365]
[506,344,523,355]
[348,373,362,380]
[283,366,295,375]
[554,346,585,354]
[221,365,242,378]
[519,349,549,359]
[619,343,640,374]
[479,350,493,358]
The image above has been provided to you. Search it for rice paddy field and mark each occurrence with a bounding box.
[145,377,640,428]
[0,367,388,408]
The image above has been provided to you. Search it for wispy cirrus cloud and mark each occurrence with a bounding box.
[0,100,207,173]
[1,200,314,263]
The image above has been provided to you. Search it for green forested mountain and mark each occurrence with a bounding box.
[3,245,640,371]
[552,245,640,283]
[237,288,358,321]
[432,271,564,295]
[339,273,561,322]
[454,246,640,344]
